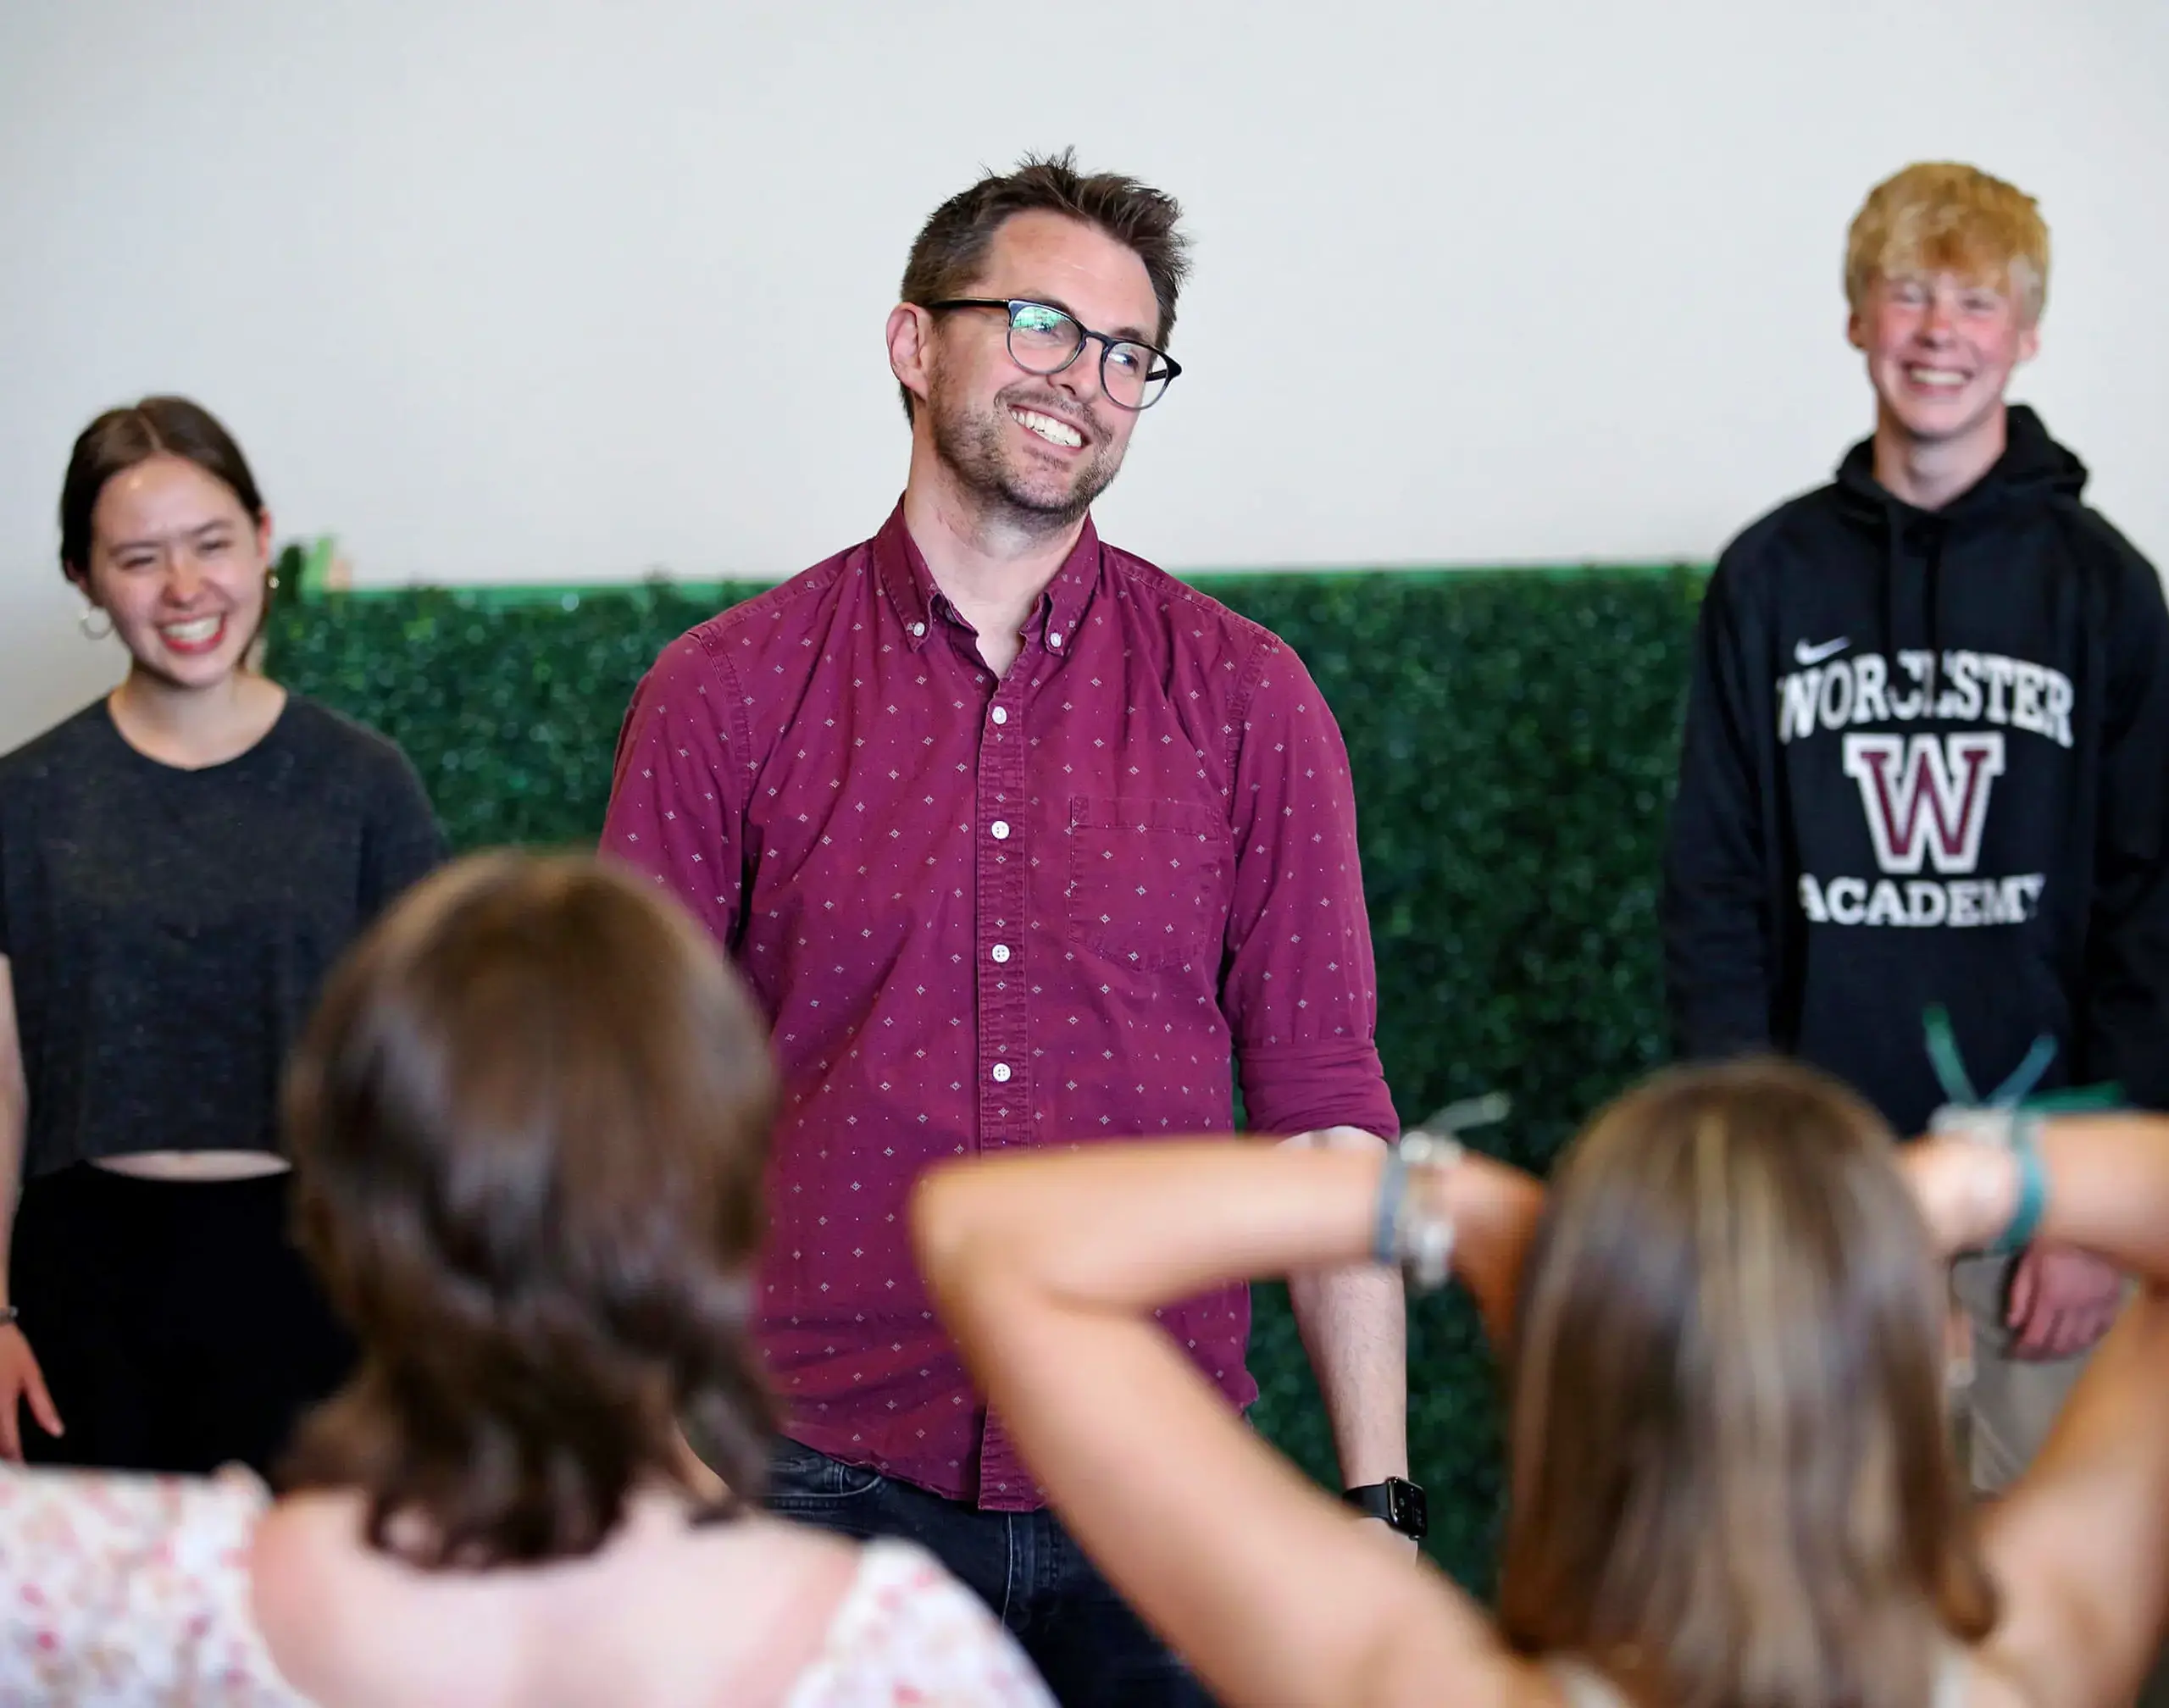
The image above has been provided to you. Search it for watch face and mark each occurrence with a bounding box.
[1390,1480,1428,1539]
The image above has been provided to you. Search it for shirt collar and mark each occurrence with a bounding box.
[874,500,1103,654]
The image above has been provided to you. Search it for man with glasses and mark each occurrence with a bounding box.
[603,151,1408,1705]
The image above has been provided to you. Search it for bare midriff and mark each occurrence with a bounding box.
[92,1151,288,1182]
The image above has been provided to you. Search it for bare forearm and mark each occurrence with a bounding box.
[913,1140,1550,1699]
[913,1140,1544,1334]
[1280,1128,1405,1487]
[1917,1115,2169,1281]
[1281,1118,1545,1487]
[918,1141,1377,1318]
[2034,1116,2169,1278]
[1289,1261,1407,1487]
[2029,1283,2169,1483]
[1983,1286,2169,1705]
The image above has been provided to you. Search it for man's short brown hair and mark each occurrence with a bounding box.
[896,148,1190,419]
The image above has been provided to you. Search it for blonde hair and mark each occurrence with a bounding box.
[1845,161,2050,324]
[1496,1059,1996,1708]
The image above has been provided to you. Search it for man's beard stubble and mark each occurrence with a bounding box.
[928,378,1125,536]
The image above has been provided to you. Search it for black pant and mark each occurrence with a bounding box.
[766,1439,1214,1708]
[10,1164,353,1477]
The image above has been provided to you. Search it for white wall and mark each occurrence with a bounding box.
[3,0,2165,749]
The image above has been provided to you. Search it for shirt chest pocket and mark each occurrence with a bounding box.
[1064,795,1229,973]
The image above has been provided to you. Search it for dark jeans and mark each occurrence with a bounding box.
[767,1439,1213,1707]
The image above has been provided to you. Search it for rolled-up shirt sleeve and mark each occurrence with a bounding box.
[599,629,747,951]
[1222,640,1399,1140]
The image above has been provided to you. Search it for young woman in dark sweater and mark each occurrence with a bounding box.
[0,396,444,1473]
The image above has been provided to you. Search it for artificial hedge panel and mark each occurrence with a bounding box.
[266,585,746,852]
[264,563,1704,1593]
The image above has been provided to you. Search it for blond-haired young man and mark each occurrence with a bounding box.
[1662,162,2169,1494]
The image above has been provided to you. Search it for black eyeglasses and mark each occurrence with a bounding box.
[923,298,1182,410]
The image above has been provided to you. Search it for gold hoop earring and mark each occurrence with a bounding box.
[79,606,113,641]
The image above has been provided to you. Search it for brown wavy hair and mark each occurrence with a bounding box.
[280,852,781,1567]
[1496,1058,1996,1708]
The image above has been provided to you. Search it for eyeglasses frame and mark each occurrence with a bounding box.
[919,297,1183,411]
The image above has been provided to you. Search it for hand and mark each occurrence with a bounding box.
[2006,1243,2122,1360]
[1898,1135,2014,1256]
[0,1323,61,1461]
[1356,1515,1420,1561]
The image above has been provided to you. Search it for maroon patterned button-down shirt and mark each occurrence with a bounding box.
[602,504,1395,1509]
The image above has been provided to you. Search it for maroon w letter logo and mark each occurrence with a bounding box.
[1841,734,2005,875]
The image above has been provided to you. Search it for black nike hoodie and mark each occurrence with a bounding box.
[1661,406,2169,1133]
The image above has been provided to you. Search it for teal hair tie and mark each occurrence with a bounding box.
[1923,1005,2059,1109]
[1921,1010,2116,1258]
[1989,1112,2049,1256]
[1922,1006,2122,1115]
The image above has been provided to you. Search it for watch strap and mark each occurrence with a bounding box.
[1341,1478,1428,1540]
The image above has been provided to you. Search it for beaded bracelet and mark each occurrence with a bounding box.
[1372,1132,1464,1293]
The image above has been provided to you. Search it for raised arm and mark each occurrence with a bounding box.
[911,1140,1545,1708]
[1904,1117,2169,1708]
[1908,1114,2169,1289]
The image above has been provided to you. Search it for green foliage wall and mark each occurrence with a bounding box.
[265,563,1703,1591]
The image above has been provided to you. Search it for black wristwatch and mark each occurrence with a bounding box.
[1342,1478,1427,1540]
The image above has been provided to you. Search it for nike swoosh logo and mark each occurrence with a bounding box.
[1794,636,1850,666]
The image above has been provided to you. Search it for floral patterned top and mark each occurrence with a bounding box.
[0,1467,1056,1705]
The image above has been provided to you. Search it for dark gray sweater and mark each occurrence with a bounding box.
[0,696,445,1177]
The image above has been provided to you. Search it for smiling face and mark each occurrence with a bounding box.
[1849,269,2039,455]
[71,453,274,690]
[914,209,1161,532]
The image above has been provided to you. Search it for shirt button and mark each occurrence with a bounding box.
[990,706,1008,725]
[990,820,1011,840]
[991,1063,1012,1083]
[991,944,1012,963]
[1047,630,1064,648]
[911,621,926,637]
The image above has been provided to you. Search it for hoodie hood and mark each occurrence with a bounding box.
[1833,404,2089,528]
[1829,406,2089,662]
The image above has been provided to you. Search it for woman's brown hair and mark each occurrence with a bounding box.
[59,396,266,580]
[281,852,781,1567]
[1496,1057,1996,1708]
